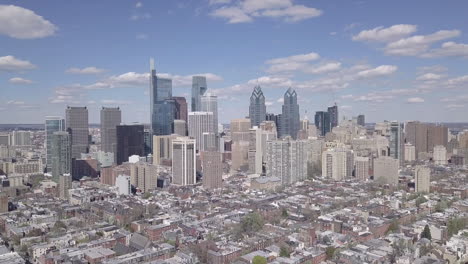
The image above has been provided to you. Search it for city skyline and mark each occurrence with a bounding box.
[1,0,468,124]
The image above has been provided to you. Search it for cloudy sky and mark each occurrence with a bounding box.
[1,0,468,124]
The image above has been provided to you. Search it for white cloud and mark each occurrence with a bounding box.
[422,41,468,58]
[136,33,148,40]
[266,52,320,64]
[357,65,397,78]
[305,62,341,74]
[130,13,151,20]
[384,30,460,56]
[0,5,57,39]
[265,101,274,106]
[66,66,106,75]
[416,73,443,81]
[352,24,417,42]
[9,77,33,84]
[101,99,132,105]
[406,97,425,103]
[210,0,322,23]
[447,75,468,87]
[209,0,232,4]
[417,65,448,74]
[446,104,465,109]
[277,97,284,103]
[0,55,36,71]
[7,100,25,105]
[135,2,143,8]
[211,7,253,23]
[247,76,292,87]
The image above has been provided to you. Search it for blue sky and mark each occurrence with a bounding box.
[1,0,468,124]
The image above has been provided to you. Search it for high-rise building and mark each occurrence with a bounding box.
[59,173,72,200]
[173,120,187,136]
[281,88,300,139]
[201,93,218,134]
[152,134,178,165]
[100,107,121,155]
[357,114,365,127]
[51,131,71,183]
[143,129,152,155]
[172,137,196,186]
[315,111,330,136]
[249,86,266,127]
[45,116,65,172]
[65,106,89,159]
[433,145,447,165]
[202,132,217,151]
[405,122,448,159]
[327,104,339,129]
[188,112,214,152]
[248,124,278,175]
[116,174,131,195]
[428,124,449,150]
[201,150,223,189]
[11,131,31,146]
[231,141,250,171]
[231,118,251,142]
[322,148,352,181]
[173,96,188,123]
[415,166,430,193]
[191,76,207,112]
[389,121,404,165]
[374,156,399,185]
[266,113,282,136]
[266,137,307,185]
[130,162,158,192]
[116,124,144,165]
[404,143,416,162]
[150,59,174,136]
[0,133,10,146]
[0,194,8,213]
[355,157,369,181]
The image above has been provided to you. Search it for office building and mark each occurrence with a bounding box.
[173,96,188,123]
[11,131,31,146]
[116,174,131,195]
[72,158,98,180]
[59,173,72,200]
[249,86,266,127]
[433,145,447,165]
[404,143,416,162]
[0,134,10,146]
[389,121,404,165]
[315,111,331,137]
[415,166,430,193]
[0,194,7,213]
[231,118,251,142]
[188,112,214,151]
[202,132,217,151]
[405,122,448,159]
[266,113,282,136]
[65,106,89,159]
[116,124,144,165]
[355,157,369,181]
[143,129,152,155]
[357,114,365,127]
[201,150,223,189]
[374,156,399,185]
[100,107,121,155]
[172,137,196,186]
[130,162,158,192]
[281,88,300,139]
[191,76,207,111]
[231,140,250,172]
[266,137,307,185]
[45,116,65,172]
[322,148,353,181]
[327,104,339,129]
[152,134,178,165]
[173,120,187,136]
[150,58,174,136]
[201,93,218,133]
[51,131,71,183]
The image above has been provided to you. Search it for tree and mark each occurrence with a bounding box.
[240,212,264,234]
[142,192,152,199]
[281,208,288,218]
[279,246,290,257]
[416,197,427,208]
[325,246,336,260]
[252,255,267,264]
[386,220,399,234]
[421,225,432,240]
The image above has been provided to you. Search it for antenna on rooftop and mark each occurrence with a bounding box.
[150,57,155,71]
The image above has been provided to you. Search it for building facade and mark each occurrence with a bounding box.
[116,124,144,165]
[45,116,65,172]
[172,137,196,186]
[65,106,89,159]
[281,88,300,139]
[100,107,121,155]
[191,76,207,112]
[249,86,266,127]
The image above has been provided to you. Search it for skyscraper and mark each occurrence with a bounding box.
[389,121,404,165]
[188,112,214,152]
[150,58,174,136]
[415,166,430,193]
[11,131,31,146]
[100,107,121,155]
[116,124,144,164]
[191,76,207,112]
[374,156,399,185]
[45,116,65,172]
[230,118,251,142]
[322,147,353,181]
[172,137,196,186]
[314,111,330,136]
[249,86,266,127]
[327,104,338,129]
[355,156,369,181]
[433,145,447,165]
[152,134,178,165]
[201,93,218,133]
[65,106,89,159]
[173,96,188,123]
[59,173,72,200]
[281,88,300,139]
[357,114,365,127]
[173,120,187,136]
[130,162,158,193]
[266,137,307,185]
[51,131,71,183]
[201,150,223,189]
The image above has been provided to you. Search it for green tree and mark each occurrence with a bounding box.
[252,255,267,264]
[142,192,152,199]
[325,246,336,260]
[281,208,288,218]
[386,220,399,234]
[416,197,427,208]
[279,246,290,257]
[240,212,264,234]
[421,225,432,240]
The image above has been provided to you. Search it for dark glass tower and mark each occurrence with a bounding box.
[315,111,331,136]
[191,76,207,112]
[249,86,266,127]
[327,104,338,129]
[116,124,145,165]
[100,107,121,154]
[281,88,300,139]
[150,58,174,136]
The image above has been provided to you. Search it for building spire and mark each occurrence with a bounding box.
[150,57,155,71]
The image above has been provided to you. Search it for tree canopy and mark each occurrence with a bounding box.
[252,255,267,264]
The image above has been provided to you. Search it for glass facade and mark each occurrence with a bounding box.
[191,76,207,112]
[45,116,65,172]
[150,62,174,136]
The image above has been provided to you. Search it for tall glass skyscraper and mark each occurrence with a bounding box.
[150,58,174,136]
[65,106,89,159]
[51,131,71,182]
[315,111,331,136]
[281,88,300,139]
[327,104,339,129]
[390,121,404,165]
[201,93,218,133]
[249,86,266,127]
[191,76,207,112]
[45,116,65,172]
[100,107,121,155]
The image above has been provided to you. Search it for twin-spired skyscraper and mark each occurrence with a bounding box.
[249,86,266,127]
